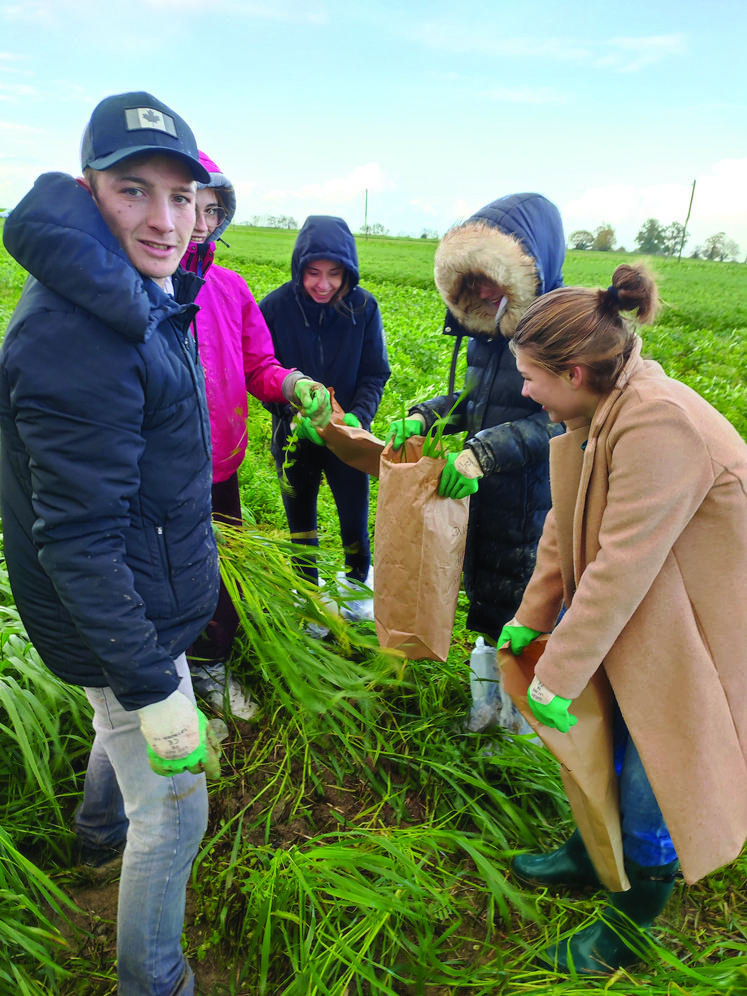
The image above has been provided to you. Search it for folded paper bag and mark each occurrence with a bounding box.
[499,636,630,892]
[314,391,386,478]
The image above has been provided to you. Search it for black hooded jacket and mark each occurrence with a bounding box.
[259,215,390,455]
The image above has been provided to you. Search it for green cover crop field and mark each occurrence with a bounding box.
[1,224,746,995]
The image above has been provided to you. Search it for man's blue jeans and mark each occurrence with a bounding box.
[79,654,208,996]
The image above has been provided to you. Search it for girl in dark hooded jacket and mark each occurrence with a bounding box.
[260,216,390,619]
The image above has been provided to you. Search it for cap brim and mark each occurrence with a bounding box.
[85,145,210,183]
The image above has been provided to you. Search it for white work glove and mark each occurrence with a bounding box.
[137,689,221,779]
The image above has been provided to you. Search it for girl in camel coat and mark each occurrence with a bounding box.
[502,263,747,975]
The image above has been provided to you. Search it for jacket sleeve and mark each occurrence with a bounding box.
[347,296,391,429]
[258,289,295,422]
[515,507,566,631]
[467,410,562,476]
[4,311,185,708]
[241,283,294,404]
[408,392,468,433]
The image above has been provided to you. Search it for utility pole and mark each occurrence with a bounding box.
[364,189,368,240]
[678,180,696,262]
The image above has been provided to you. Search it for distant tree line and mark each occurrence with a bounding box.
[568,219,742,261]
[248,214,298,229]
[359,223,389,236]
[566,224,617,253]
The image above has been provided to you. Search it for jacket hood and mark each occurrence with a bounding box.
[291,215,360,292]
[196,150,236,240]
[434,192,565,338]
[181,150,235,274]
[3,171,197,343]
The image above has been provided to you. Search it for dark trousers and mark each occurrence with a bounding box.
[189,473,242,664]
[276,440,371,585]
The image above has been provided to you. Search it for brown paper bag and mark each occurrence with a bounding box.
[313,391,386,478]
[499,637,629,892]
[373,439,469,662]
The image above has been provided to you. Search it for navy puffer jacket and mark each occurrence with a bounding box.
[0,173,219,710]
[259,215,390,453]
[412,193,566,640]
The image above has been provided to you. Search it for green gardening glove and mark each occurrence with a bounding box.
[342,412,361,428]
[294,379,332,428]
[296,416,325,446]
[497,621,542,655]
[438,451,481,500]
[527,676,577,733]
[385,416,425,450]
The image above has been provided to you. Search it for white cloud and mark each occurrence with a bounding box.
[411,18,686,72]
[561,157,747,252]
[266,163,395,206]
[413,22,588,61]
[0,119,44,135]
[409,197,438,219]
[0,84,36,101]
[138,0,330,20]
[477,85,567,105]
[0,0,329,20]
[595,34,687,72]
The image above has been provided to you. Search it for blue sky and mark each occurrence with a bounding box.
[1,0,745,256]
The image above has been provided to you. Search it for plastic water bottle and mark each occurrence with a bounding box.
[467,637,500,731]
[467,638,540,740]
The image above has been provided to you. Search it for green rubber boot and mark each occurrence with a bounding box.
[512,829,601,890]
[542,857,680,975]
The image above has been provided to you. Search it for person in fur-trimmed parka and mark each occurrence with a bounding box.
[388,193,565,644]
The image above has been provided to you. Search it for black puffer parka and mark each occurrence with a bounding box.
[411,193,565,639]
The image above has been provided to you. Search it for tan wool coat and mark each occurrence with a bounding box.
[517,337,747,884]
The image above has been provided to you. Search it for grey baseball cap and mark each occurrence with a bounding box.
[80,91,210,182]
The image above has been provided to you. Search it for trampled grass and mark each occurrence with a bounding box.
[1,225,747,993]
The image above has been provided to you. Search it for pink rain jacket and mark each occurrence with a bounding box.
[182,152,293,483]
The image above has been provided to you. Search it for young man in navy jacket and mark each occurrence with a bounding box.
[1,91,219,996]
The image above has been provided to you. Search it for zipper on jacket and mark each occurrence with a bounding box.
[154,524,179,615]
[173,325,211,456]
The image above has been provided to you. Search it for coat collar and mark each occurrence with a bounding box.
[586,335,644,444]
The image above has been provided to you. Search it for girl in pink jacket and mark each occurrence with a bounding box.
[182,152,328,718]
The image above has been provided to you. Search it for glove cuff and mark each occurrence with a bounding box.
[138,690,201,759]
[454,447,483,478]
[528,675,556,706]
[281,371,307,403]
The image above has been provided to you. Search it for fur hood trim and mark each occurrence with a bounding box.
[434,191,565,338]
[434,222,537,337]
